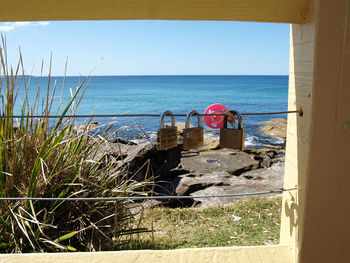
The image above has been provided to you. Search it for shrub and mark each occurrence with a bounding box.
[0,38,149,252]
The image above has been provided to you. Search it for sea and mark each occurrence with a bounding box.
[13,75,289,148]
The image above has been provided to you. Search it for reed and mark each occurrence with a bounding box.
[0,37,149,252]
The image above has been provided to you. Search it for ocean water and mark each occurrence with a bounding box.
[13,75,288,148]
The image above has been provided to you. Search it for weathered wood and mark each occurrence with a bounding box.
[1,0,310,23]
[280,15,315,263]
[297,0,350,262]
[281,1,350,263]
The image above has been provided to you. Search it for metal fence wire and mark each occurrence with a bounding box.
[0,188,297,201]
[0,110,301,119]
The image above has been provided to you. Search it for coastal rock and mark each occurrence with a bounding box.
[191,183,277,208]
[261,144,284,150]
[108,141,140,157]
[112,143,182,182]
[152,146,286,208]
[73,122,100,135]
[213,147,281,170]
[191,161,285,207]
[161,172,233,196]
[202,138,220,151]
[261,154,272,168]
[109,138,137,145]
[180,150,259,175]
[104,135,285,208]
[253,154,273,168]
[244,148,278,158]
[272,156,285,163]
[156,171,235,207]
[239,161,285,188]
[259,118,287,140]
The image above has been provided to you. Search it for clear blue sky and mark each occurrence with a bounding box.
[0,21,290,76]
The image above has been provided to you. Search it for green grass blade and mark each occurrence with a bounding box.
[53,231,78,243]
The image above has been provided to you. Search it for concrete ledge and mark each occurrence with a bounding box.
[0,245,292,263]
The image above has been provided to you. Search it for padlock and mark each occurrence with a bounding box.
[157,111,178,150]
[219,110,245,150]
[183,110,204,150]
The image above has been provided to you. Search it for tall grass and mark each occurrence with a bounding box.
[0,38,149,252]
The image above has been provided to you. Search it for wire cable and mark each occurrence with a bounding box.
[0,188,297,201]
[0,110,301,119]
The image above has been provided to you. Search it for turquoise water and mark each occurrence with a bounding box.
[13,75,289,147]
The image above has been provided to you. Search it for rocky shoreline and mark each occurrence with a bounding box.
[259,118,287,141]
[100,118,287,209]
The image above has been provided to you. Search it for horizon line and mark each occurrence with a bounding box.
[23,74,289,77]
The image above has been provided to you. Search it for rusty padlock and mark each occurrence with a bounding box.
[157,111,178,150]
[183,110,204,150]
[219,110,245,150]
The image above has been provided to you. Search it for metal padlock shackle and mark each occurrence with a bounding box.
[185,110,202,129]
[223,110,243,129]
[159,110,176,128]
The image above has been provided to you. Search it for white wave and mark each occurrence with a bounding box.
[264,135,285,145]
[244,135,261,147]
[204,132,219,140]
[130,131,157,144]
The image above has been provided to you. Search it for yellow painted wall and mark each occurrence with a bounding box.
[281,0,350,262]
[0,245,292,263]
[1,0,309,23]
[299,0,350,262]
[280,3,315,262]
